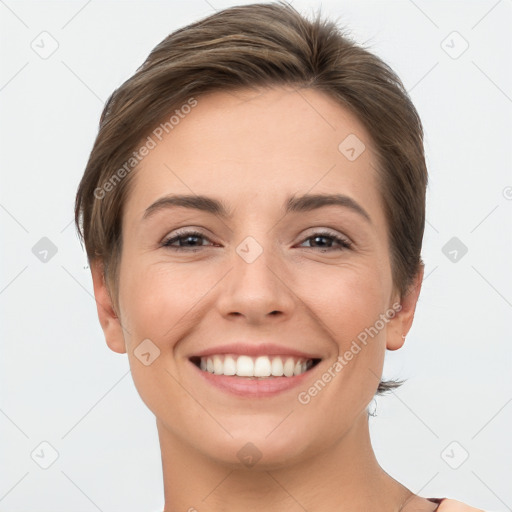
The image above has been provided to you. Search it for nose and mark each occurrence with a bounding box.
[215,237,296,325]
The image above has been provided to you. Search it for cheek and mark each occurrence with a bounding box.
[118,259,223,358]
[121,265,183,339]
[303,264,390,399]
[117,262,197,416]
[307,263,389,345]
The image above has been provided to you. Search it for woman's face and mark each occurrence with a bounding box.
[94,86,420,467]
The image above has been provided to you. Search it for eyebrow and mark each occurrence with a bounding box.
[142,193,372,224]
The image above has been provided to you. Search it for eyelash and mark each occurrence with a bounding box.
[161,229,353,252]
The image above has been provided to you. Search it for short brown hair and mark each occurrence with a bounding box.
[75,1,427,395]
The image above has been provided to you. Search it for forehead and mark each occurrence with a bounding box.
[124,86,385,226]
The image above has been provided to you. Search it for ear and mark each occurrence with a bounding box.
[90,260,126,354]
[386,263,424,351]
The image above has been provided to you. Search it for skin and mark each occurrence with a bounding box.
[90,85,473,511]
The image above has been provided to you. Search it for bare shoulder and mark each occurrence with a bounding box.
[438,499,486,512]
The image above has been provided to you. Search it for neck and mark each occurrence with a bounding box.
[157,410,412,511]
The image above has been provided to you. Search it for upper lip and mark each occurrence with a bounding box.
[189,343,323,360]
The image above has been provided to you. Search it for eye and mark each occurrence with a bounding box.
[161,229,352,252]
[297,231,352,251]
[161,230,214,251]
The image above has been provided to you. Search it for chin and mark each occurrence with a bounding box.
[194,426,317,471]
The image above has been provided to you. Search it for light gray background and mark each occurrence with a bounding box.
[1,1,511,511]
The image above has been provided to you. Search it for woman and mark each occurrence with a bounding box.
[74,2,484,510]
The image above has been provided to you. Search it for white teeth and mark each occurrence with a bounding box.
[254,356,272,377]
[236,355,254,377]
[197,354,315,378]
[293,360,302,376]
[213,355,223,375]
[271,357,284,376]
[283,357,295,377]
[223,355,236,376]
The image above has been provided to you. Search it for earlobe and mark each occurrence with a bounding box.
[90,260,127,354]
[386,263,425,351]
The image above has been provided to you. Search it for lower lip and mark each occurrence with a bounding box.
[189,360,319,398]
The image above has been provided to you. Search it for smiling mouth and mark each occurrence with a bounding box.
[189,354,322,378]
